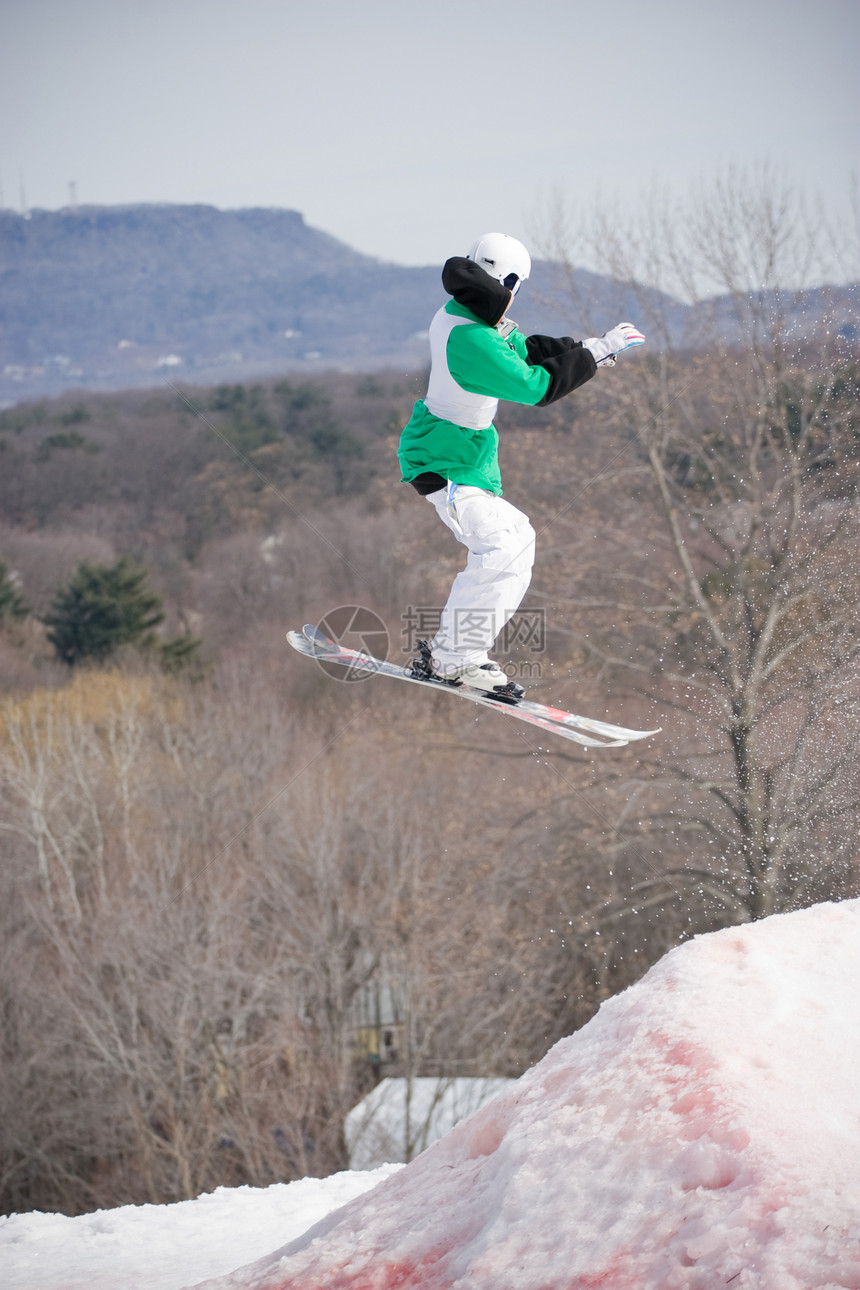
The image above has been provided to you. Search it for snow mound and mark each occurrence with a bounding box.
[191,899,860,1290]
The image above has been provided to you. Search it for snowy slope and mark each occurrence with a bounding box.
[2,1168,402,1290]
[3,900,859,1290]
[190,899,860,1290]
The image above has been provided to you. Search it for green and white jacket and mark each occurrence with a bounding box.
[398,257,596,495]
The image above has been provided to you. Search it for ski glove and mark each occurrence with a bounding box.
[583,322,645,367]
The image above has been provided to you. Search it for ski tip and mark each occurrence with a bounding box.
[302,622,333,647]
[286,624,332,654]
[286,630,314,657]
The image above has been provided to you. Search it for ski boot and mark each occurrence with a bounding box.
[411,640,525,703]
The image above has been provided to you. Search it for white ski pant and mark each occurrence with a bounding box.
[425,484,536,673]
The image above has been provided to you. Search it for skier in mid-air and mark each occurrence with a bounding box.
[398,232,645,700]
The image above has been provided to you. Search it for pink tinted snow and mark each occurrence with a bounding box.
[192,899,860,1290]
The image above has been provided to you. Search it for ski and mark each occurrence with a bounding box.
[288,624,660,750]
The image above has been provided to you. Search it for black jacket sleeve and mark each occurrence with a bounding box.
[441,257,511,326]
[525,334,596,405]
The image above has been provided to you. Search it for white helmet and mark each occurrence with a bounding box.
[467,232,531,295]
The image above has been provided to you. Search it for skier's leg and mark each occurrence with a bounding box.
[424,485,536,674]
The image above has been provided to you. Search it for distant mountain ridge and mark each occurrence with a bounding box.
[0,204,441,400]
[1,204,855,405]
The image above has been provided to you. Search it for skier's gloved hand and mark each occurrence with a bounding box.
[584,322,645,367]
[609,322,645,354]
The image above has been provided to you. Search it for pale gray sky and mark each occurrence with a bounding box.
[1,0,857,266]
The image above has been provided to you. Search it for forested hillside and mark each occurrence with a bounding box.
[1,177,858,1217]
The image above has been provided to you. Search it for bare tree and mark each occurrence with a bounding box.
[2,661,611,1214]
[535,168,860,924]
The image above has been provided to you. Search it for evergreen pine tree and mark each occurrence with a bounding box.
[44,557,165,665]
